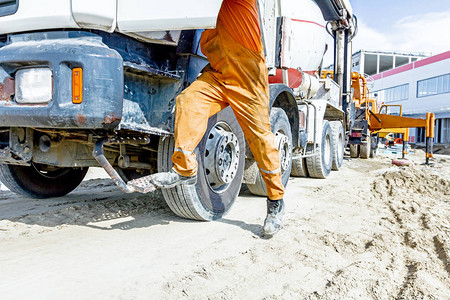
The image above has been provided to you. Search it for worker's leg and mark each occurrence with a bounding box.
[227,91,284,201]
[151,72,228,188]
[227,90,285,235]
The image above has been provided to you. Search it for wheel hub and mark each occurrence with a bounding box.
[204,123,240,191]
[275,131,291,172]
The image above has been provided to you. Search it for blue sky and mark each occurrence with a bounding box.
[352,0,450,32]
[324,0,450,65]
[350,0,450,55]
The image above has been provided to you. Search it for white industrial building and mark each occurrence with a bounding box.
[368,51,450,145]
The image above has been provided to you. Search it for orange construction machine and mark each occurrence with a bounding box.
[322,71,435,163]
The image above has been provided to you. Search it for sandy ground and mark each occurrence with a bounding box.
[0,149,449,299]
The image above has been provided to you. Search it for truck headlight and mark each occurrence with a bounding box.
[15,68,53,104]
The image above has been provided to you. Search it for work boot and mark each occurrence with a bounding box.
[150,169,197,189]
[263,199,285,236]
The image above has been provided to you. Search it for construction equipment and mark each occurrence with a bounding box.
[0,0,356,221]
[327,71,435,162]
[370,108,435,164]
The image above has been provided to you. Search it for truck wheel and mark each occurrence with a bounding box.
[370,136,378,158]
[360,137,371,159]
[0,163,88,198]
[247,108,292,197]
[330,121,344,171]
[306,120,334,179]
[350,144,359,158]
[291,156,308,177]
[158,107,245,221]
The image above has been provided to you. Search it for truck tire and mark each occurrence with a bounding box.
[158,108,245,221]
[0,163,88,198]
[247,108,292,197]
[330,121,344,171]
[370,135,378,158]
[306,120,333,179]
[350,144,359,158]
[291,156,308,177]
[360,137,371,159]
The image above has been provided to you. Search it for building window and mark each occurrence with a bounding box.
[372,84,409,103]
[417,73,450,98]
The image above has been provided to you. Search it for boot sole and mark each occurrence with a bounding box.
[153,176,197,189]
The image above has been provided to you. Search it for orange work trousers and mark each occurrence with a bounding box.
[171,20,284,201]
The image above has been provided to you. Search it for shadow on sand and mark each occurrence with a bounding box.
[0,178,268,238]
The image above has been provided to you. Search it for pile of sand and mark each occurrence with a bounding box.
[371,165,450,299]
[373,166,449,199]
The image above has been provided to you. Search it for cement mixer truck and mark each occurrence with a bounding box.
[0,0,356,221]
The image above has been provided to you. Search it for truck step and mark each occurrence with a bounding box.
[127,175,158,194]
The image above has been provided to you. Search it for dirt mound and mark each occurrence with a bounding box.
[373,167,449,200]
[371,166,450,299]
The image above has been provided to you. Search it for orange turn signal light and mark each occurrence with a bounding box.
[72,68,83,104]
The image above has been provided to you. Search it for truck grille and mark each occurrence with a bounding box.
[0,0,18,17]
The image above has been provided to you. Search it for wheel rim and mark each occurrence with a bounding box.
[275,130,291,172]
[204,122,240,193]
[323,135,331,166]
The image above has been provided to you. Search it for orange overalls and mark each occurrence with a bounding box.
[172,0,284,200]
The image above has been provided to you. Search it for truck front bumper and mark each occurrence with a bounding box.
[0,32,124,129]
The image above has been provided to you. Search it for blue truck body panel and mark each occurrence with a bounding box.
[0,32,124,129]
[0,30,211,134]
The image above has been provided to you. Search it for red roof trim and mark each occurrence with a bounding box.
[382,63,413,77]
[373,51,450,80]
[414,51,450,68]
[372,74,382,80]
